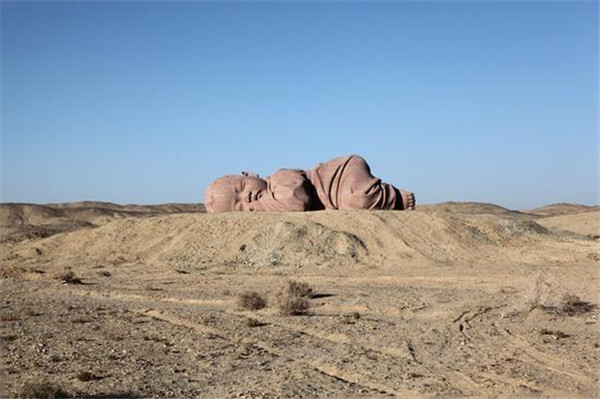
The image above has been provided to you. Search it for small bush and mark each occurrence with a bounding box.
[106,330,123,341]
[524,272,593,315]
[16,379,69,398]
[275,293,310,316]
[286,280,314,298]
[69,315,92,324]
[340,312,361,324]
[55,270,82,284]
[76,371,100,382]
[245,317,262,327]
[1,266,28,279]
[587,252,600,262]
[539,329,570,339]
[237,291,267,311]
[22,304,41,317]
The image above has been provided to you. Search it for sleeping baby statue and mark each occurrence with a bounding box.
[205,154,415,213]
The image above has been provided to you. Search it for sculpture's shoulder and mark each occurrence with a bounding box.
[269,168,308,182]
[309,154,370,178]
[264,169,313,211]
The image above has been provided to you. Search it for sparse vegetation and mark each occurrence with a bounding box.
[106,330,123,341]
[524,272,595,315]
[236,291,267,311]
[55,269,83,284]
[1,266,38,279]
[76,371,100,382]
[275,295,310,316]
[245,317,262,327]
[340,312,361,324]
[69,315,92,324]
[143,335,173,346]
[22,304,41,317]
[272,280,315,316]
[587,252,600,262]
[286,280,314,298]
[16,379,69,399]
[540,328,570,339]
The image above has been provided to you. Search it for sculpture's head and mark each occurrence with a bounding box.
[205,172,268,213]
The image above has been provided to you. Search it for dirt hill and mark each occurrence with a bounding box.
[527,203,599,218]
[536,210,600,237]
[0,202,205,243]
[3,210,594,273]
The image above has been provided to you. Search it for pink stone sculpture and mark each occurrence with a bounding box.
[205,155,415,213]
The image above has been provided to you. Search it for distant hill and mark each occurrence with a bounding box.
[526,203,600,218]
[536,210,600,237]
[0,202,205,243]
[417,201,531,219]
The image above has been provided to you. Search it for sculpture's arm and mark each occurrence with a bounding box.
[255,169,313,212]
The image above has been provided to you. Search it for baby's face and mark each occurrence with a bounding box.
[206,174,268,213]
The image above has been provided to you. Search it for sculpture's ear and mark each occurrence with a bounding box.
[241,171,259,178]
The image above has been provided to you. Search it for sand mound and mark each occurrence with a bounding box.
[536,210,600,237]
[4,210,594,271]
[418,202,531,219]
[232,220,367,267]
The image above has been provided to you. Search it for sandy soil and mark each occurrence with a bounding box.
[1,202,598,398]
[536,210,600,237]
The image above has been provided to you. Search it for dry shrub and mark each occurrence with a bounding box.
[69,315,92,324]
[524,272,592,315]
[272,280,315,316]
[539,328,570,339]
[237,291,267,311]
[587,252,600,262]
[286,280,314,298]
[106,330,123,341]
[340,312,361,324]
[54,269,82,284]
[22,304,41,317]
[245,317,262,327]
[1,266,28,279]
[275,294,310,316]
[76,371,100,382]
[16,379,69,399]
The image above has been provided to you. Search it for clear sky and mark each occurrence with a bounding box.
[1,1,598,210]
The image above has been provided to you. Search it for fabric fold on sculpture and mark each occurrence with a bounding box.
[307,155,401,210]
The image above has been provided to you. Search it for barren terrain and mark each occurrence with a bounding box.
[1,201,598,398]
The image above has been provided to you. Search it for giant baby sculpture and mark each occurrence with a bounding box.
[205,155,415,213]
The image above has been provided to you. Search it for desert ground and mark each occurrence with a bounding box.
[1,201,599,398]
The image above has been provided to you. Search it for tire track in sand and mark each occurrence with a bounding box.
[139,309,413,398]
[62,288,480,396]
[492,322,596,386]
[60,288,596,394]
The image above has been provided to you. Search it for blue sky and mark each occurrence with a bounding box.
[1,1,598,209]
